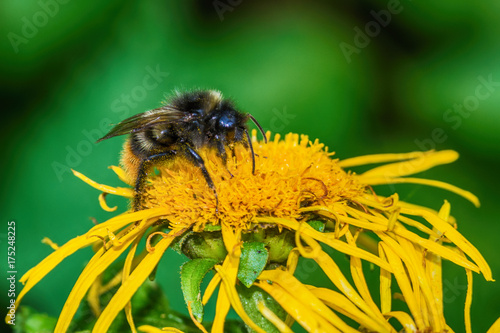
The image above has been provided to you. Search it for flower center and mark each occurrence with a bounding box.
[139,133,365,231]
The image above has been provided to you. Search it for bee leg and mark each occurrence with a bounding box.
[183,146,219,214]
[216,140,234,178]
[134,151,177,211]
[243,128,256,174]
[133,160,148,211]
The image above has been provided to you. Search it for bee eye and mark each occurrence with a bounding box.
[218,113,236,129]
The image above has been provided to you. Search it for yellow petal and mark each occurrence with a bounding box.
[285,248,300,275]
[388,225,479,273]
[99,192,118,212]
[384,311,417,332]
[258,269,361,333]
[138,325,184,333]
[55,225,144,332]
[72,169,134,198]
[212,281,230,333]
[313,249,393,332]
[487,317,500,333]
[379,243,425,330]
[308,287,391,333]
[12,225,122,321]
[187,301,209,333]
[301,206,388,231]
[425,201,449,320]
[465,268,473,333]
[41,237,59,250]
[212,226,242,333]
[256,280,340,333]
[399,204,492,281]
[109,165,134,186]
[122,229,147,333]
[92,229,184,333]
[358,176,480,207]
[357,150,459,178]
[378,245,392,314]
[394,235,445,331]
[214,265,265,333]
[345,230,391,330]
[201,272,221,305]
[87,274,103,317]
[295,226,322,259]
[338,150,453,169]
[253,216,392,272]
[257,301,294,333]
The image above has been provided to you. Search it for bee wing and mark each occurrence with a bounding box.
[97,107,192,142]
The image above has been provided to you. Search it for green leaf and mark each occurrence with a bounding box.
[13,306,57,333]
[180,258,218,322]
[236,284,286,333]
[237,242,269,288]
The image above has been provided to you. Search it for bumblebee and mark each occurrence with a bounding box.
[98,90,267,211]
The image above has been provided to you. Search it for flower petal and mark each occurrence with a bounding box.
[55,225,144,332]
[212,226,242,333]
[253,216,392,271]
[99,192,118,212]
[72,169,134,198]
[258,269,363,333]
[379,243,425,330]
[214,265,265,333]
[345,230,392,329]
[313,248,393,332]
[202,272,221,305]
[256,280,340,333]
[356,150,459,178]
[92,228,184,332]
[138,325,184,333]
[257,301,294,333]
[384,311,417,332]
[308,287,390,333]
[399,204,492,281]
[338,150,456,169]
[358,177,479,207]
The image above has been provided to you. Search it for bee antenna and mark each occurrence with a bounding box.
[243,128,256,175]
[248,114,267,143]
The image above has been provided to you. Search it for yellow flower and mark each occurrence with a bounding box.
[8,131,497,333]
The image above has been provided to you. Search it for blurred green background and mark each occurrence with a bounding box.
[1,0,499,332]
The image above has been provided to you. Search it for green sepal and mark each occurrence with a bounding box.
[203,223,222,231]
[263,229,295,264]
[237,242,269,288]
[307,220,326,232]
[170,230,195,255]
[180,258,218,322]
[236,284,286,333]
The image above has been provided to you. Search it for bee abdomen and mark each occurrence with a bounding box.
[120,139,142,182]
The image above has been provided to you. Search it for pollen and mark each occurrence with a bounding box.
[139,131,365,231]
